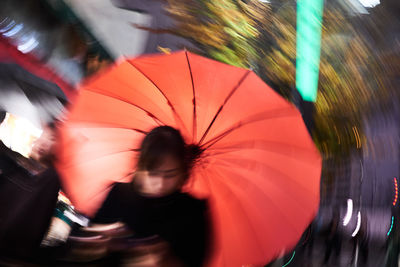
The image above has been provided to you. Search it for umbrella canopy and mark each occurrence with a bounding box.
[57,51,321,266]
[0,63,67,125]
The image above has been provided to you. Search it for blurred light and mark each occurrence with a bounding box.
[359,0,380,8]
[387,216,394,236]
[334,125,341,144]
[17,36,39,53]
[64,209,89,227]
[353,126,361,148]
[0,112,42,157]
[343,199,353,226]
[282,251,295,267]
[0,19,16,33]
[2,23,23,37]
[296,0,324,102]
[393,178,398,206]
[58,192,72,205]
[157,46,172,54]
[352,211,361,237]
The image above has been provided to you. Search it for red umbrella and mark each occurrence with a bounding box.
[56,51,321,266]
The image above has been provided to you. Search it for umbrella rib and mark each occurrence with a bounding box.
[185,51,197,142]
[87,86,164,126]
[126,61,190,133]
[215,156,318,197]
[197,170,228,267]
[67,123,149,135]
[202,107,297,150]
[211,167,267,260]
[63,148,140,167]
[205,140,318,162]
[215,160,312,231]
[198,70,251,145]
[207,140,309,152]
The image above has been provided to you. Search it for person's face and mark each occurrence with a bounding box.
[30,126,56,163]
[136,155,184,197]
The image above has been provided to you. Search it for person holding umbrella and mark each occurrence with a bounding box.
[92,126,211,267]
[56,51,322,266]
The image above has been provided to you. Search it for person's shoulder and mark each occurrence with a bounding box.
[36,165,58,177]
[97,183,134,211]
[108,182,135,199]
[179,193,209,211]
[35,166,61,188]
[112,182,133,191]
[0,141,19,164]
[0,145,14,167]
[0,141,31,176]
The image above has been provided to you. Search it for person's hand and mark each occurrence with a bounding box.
[123,239,185,267]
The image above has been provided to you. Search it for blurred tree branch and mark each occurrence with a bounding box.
[130,0,396,159]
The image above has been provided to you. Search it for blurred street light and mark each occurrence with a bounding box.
[359,0,380,8]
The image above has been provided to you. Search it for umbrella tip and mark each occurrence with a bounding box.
[186,144,203,166]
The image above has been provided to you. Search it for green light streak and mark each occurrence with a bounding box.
[387,216,394,236]
[296,0,324,102]
[282,251,296,267]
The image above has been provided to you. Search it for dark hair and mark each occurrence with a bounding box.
[137,126,202,181]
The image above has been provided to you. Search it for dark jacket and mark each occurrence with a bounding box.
[94,182,210,267]
[0,141,60,261]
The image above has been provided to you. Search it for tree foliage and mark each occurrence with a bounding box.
[160,0,393,158]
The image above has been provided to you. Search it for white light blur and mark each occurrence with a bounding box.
[0,20,16,33]
[0,113,42,157]
[17,36,39,53]
[0,18,7,25]
[2,23,23,37]
[343,199,353,226]
[64,210,90,227]
[359,0,380,7]
[352,211,361,237]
